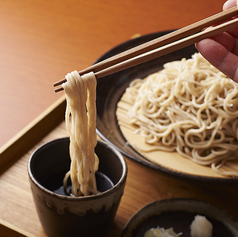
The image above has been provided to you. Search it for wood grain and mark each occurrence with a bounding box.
[0,0,226,147]
[0,96,66,175]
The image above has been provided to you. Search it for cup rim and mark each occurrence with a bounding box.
[28,137,127,200]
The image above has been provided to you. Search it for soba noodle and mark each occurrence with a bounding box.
[126,53,238,177]
[62,70,99,196]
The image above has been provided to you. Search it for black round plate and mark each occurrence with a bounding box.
[121,198,238,237]
[95,31,238,185]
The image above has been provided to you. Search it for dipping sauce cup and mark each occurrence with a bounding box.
[28,138,127,237]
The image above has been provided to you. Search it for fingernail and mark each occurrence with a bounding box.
[223,0,237,10]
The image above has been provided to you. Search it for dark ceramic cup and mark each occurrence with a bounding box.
[28,138,127,237]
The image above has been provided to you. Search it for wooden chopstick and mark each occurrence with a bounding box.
[54,7,238,92]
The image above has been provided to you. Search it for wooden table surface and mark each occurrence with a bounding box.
[0,0,227,147]
[1,0,238,236]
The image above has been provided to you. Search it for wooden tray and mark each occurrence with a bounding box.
[1,95,238,237]
[0,96,66,237]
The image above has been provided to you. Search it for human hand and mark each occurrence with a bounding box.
[196,0,238,82]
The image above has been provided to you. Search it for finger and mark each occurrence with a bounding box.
[210,32,238,55]
[223,0,238,38]
[224,27,238,39]
[223,0,237,10]
[196,38,238,82]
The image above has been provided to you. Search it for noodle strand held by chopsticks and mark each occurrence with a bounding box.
[62,71,99,196]
[125,53,238,177]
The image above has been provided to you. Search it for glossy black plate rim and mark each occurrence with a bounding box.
[121,198,238,237]
[94,30,238,185]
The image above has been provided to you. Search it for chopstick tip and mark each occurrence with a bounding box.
[54,87,64,93]
[53,78,66,93]
[53,78,67,87]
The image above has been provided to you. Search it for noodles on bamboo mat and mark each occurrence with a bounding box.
[116,53,238,178]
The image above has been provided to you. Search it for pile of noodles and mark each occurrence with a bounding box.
[126,53,238,177]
